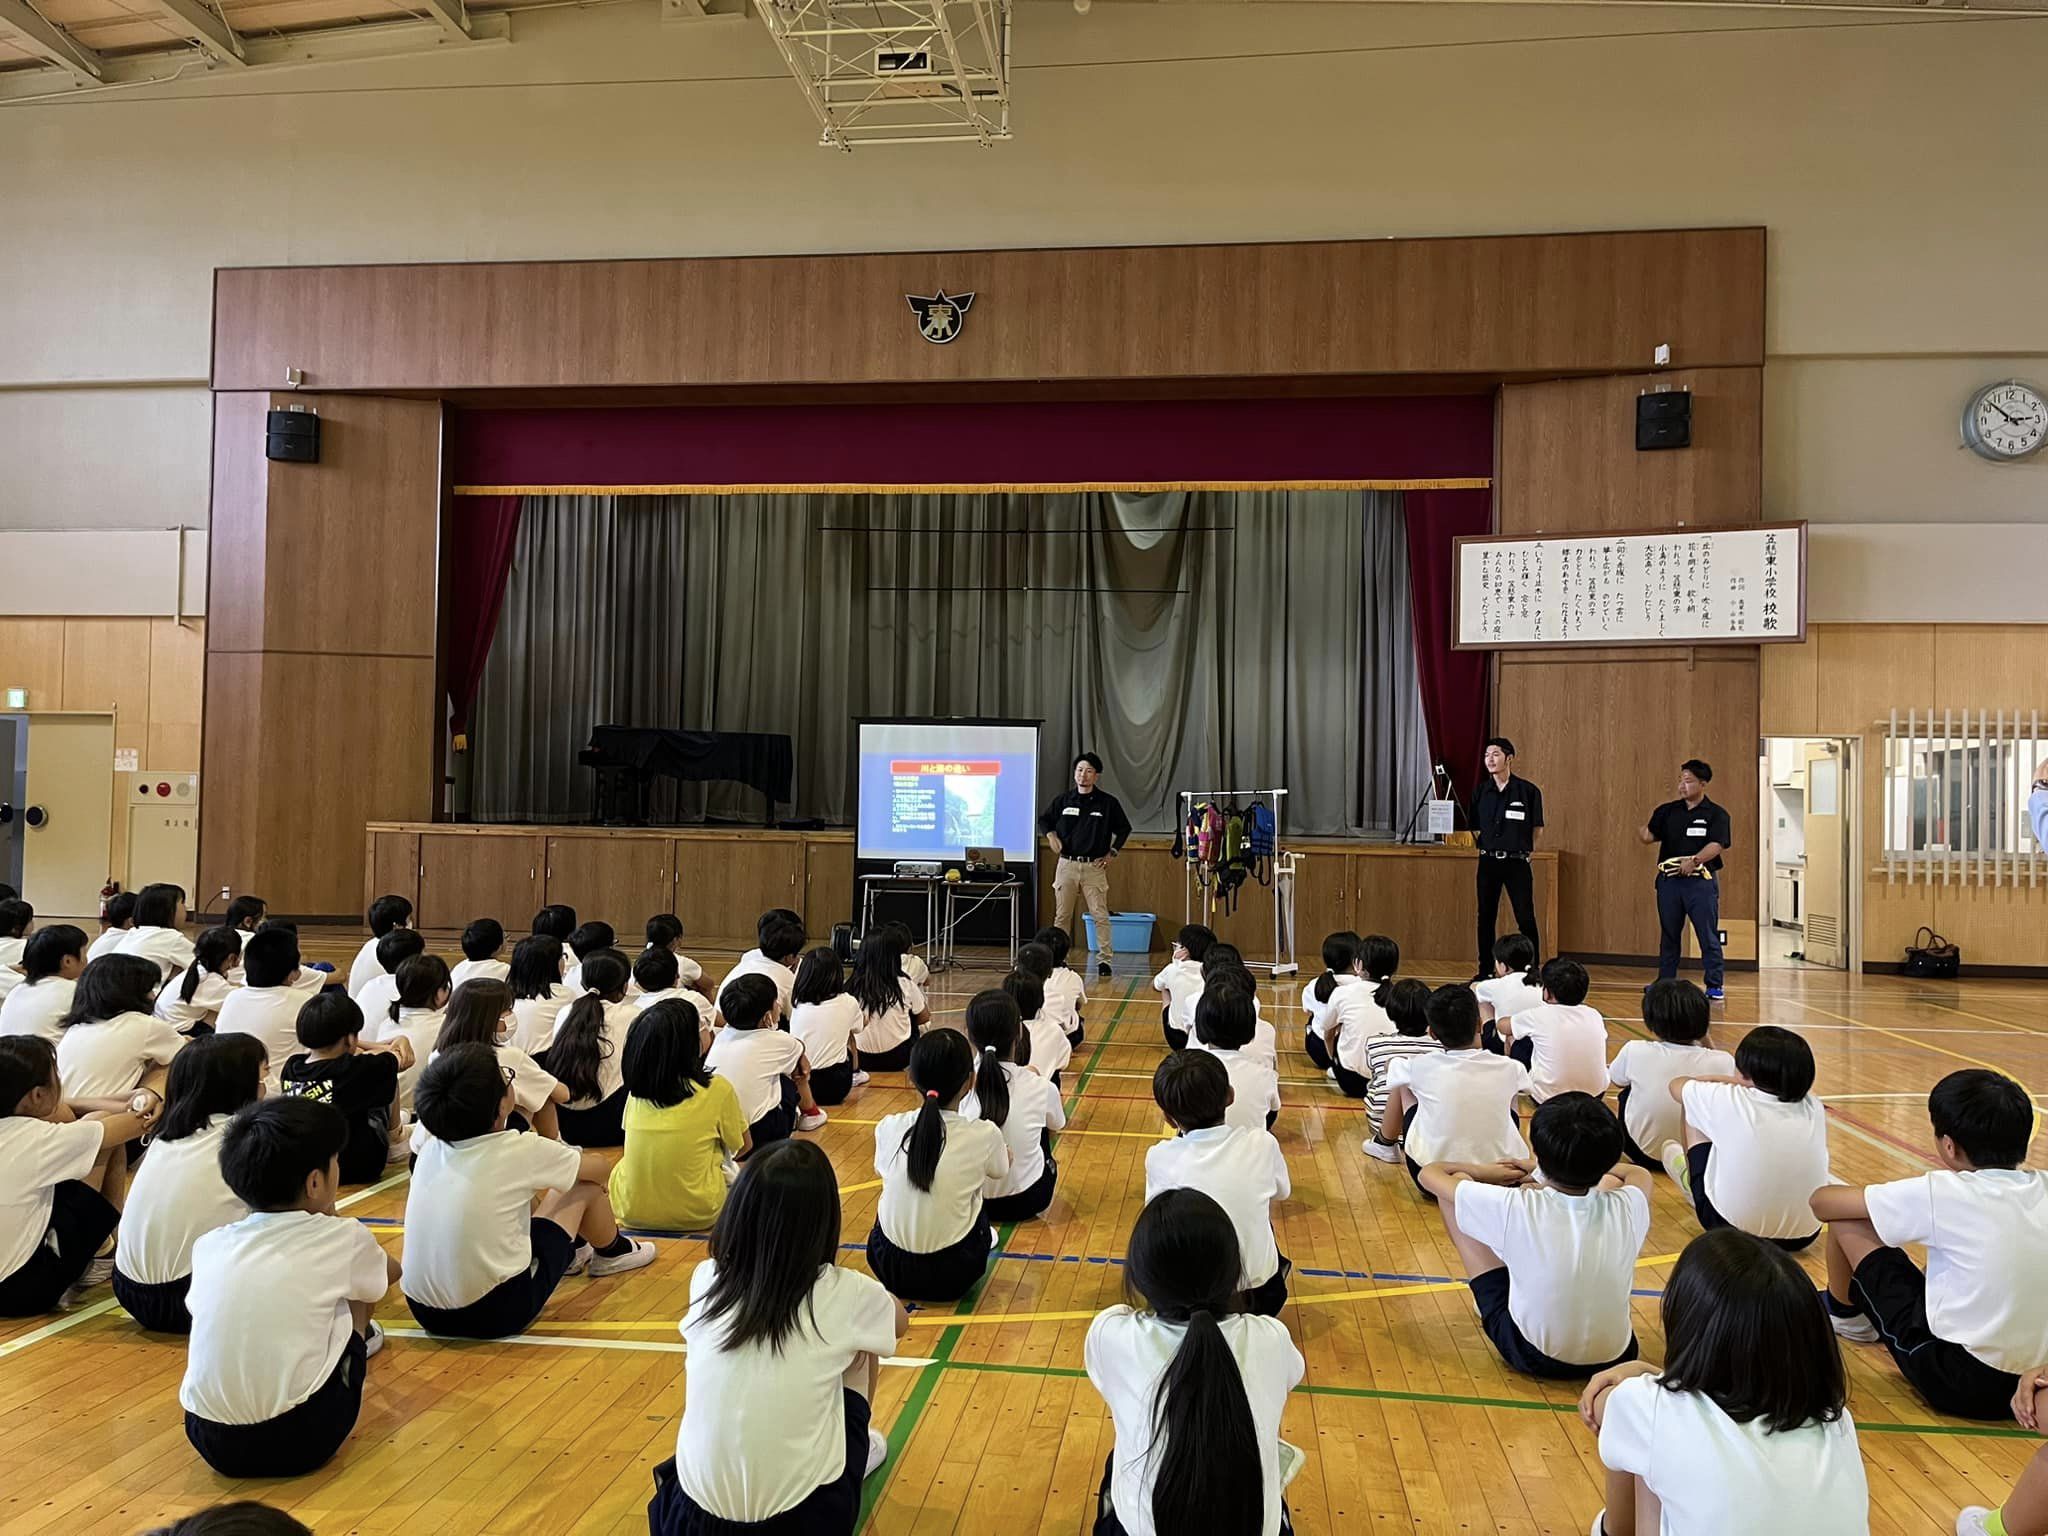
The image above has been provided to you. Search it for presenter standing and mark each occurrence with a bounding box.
[1470,737,1543,980]
[1639,759,1734,1002]
[1040,752,1131,978]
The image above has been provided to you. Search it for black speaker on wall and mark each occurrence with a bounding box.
[265,408,321,463]
[1635,390,1691,451]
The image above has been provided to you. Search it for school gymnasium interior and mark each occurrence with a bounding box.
[2,0,2048,1529]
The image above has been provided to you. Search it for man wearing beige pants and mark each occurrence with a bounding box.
[1039,752,1132,978]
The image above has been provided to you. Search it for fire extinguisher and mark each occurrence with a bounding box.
[98,880,122,922]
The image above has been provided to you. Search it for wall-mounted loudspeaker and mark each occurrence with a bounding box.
[265,408,321,463]
[1635,390,1691,451]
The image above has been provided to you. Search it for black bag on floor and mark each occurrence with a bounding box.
[1904,926,1961,979]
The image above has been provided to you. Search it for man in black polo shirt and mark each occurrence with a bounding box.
[1470,737,1543,980]
[1639,758,1734,1001]
[1039,752,1132,978]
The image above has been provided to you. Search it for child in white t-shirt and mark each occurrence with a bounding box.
[1361,979,1443,1159]
[1193,945,1275,1070]
[507,935,575,1055]
[724,911,807,1027]
[561,920,619,994]
[1086,1186,1305,1536]
[546,949,638,1148]
[1152,923,1214,1051]
[643,913,710,1000]
[0,924,88,1046]
[1033,925,1088,1047]
[347,893,415,999]
[402,1043,652,1339]
[1301,930,1364,1077]
[113,882,195,982]
[657,1139,905,1529]
[56,952,185,1104]
[1473,934,1544,1053]
[155,926,244,1034]
[450,918,510,989]
[847,927,928,1074]
[636,947,718,1050]
[1146,1050,1291,1315]
[1193,984,1281,1132]
[1330,936,1403,1098]
[960,988,1067,1223]
[1379,985,1531,1198]
[179,1096,399,1476]
[1667,1026,1829,1250]
[1013,941,1076,1061]
[1420,1092,1650,1379]
[707,972,827,1147]
[1003,969,1073,1089]
[1812,1068,2048,1424]
[364,950,450,1109]
[425,979,566,1139]
[788,947,865,1105]
[869,1030,1009,1302]
[352,928,426,1041]
[86,892,137,963]
[1499,959,1609,1103]
[1581,1226,1868,1536]
[1608,980,1733,1169]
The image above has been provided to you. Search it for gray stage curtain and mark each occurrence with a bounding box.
[469,491,1432,836]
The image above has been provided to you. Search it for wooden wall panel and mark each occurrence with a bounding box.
[197,653,262,911]
[0,619,68,706]
[418,831,540,932]
[1811,625,1936,738]
[365,829,420,917]
[542,832,674,935]
[675,834,805,947]
[1759,631,1819,738]
[206,393,271,656]
[804,838,855,942]
[147,620,206,771]
[212,229,1766,394]
[1498,368,1763,534]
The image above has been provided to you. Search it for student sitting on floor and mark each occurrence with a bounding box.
[431,979,566,1139]
[634,946,717,1050]
[1086,1187,1305,1536]
[116,883,196,983]
[1004,967,1073,1089]
[1013,937,1067,1044]
[1497,959,1608,1103]
[0,897,29,1002]
[960,987,1066,1223]
[223,896,267,950]
[1146,1050,1291,1316]
[1580,1227,1868,1536]
[144,1502,311,1536]
[347,894,414,999]
[1376,985,1531,1195]
[113,1033,265,1333]
[563,921,619,993]
[610,1001,749,1234]
[1607,979,1732,1171]
[401,1043,652,1340]
[531,903,577,943]
[450,918,509,988]
[725,910,808,1024]
[57,952,185,1109]
[848,924,929,1074]
[87,891,138,963]
[0,1035,156,1315]
[507,935,575,1055]
[1473,933,1544,1053]
[707,973,827,1148]
[1034,925,1088,1048]
[369,951,450,1108]
[1959,1369,2048,1536]
[179,1097,397,1477]
[1195,944,1276,1069]
[652,1140,906,1536]
[790,947,865,1106]
[1329,935,1401,1099]
[1192,985,1281,1132]
[1152,923,1215,1051]
[281,994,412,1182]
[0,923,88,1045]
[544,949,636,1147]
[1664,1024,1830,1251]
[253,917,333,1000]
[351,927,426,1040]
[1301,930,1363,1075]
[643,912,711,1000]
[883,919,931,995]
[1361,978,1443,1162]
[1419,1092,1651,1381]
[1812,1068,2048,1423]
[155,927,243,1035]
[868,1030,1009,1303]
[216,930,332,1094]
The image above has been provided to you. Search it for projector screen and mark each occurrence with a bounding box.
[856,720,1041,863]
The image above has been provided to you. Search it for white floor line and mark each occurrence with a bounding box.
[1824,1111,1933,1169]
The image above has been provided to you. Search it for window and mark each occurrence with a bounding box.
[1882,709,2047,883]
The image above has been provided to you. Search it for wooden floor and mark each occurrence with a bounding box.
[5,944,2045,1536]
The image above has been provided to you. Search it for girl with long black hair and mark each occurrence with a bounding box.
[847,927,930,1074]
[959,988,1066,1223]
[505,935,575,1054]
[545,949,634,1147]
[154,926,244,1035]
[867,1030,1009,1301]
[1299,930,1361,1074]
[1085,1187,1305,1536]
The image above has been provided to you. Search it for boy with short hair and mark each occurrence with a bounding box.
[723,913,806,1024]
[451,918,509,988]
[706,973,825,1145]
[1378,985,1532,1197]
[643,913,709,998]
[634,947,715,1044]
[1191,985,1281,1132]
[1812,1068,2048,1422]
[180,1097,398,1475]
[1419,1092,1650,1379]
[1150,923,1214,1051]
[531,905,578,943]
[281,993,414,1182]
[348,895,414,999]
[1666,1024,1829,1250]
[88,891,138,962]
[215,929,321,1093]
[1144,1049,1291,1315]
[563,921,619,993]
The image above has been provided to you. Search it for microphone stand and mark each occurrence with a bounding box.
[1401,762,1454,844]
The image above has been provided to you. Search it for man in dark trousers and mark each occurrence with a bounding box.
[1639,758,1734,1002]
[1039,752,1132,978]
[1470,737,1543,980]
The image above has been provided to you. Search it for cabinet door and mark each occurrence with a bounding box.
[364,830,420,917]
[803,839,854,940]
[417,834,541,931]
[545,835,673,934]
[676,837,803,948]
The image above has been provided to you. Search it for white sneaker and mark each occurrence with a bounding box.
[1588,1512,1607,1536]
[589,1239,658,1278]
[1830,1309,1880,1344]
[62,1253,115,1304]
[720,1156,741,1186]
[865,1429,890,1477]
[565,1241,594,1276]
[1325,1068,1338,1084]
[796,1109,829,1132]
[1660,1141,1693,1197]
[362,1320,386,1359]
[1956,1509,1996,1536]
[850,1070,872,1088]
[1362,1137,1402,1165]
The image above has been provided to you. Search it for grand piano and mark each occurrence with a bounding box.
[578,726,795,826]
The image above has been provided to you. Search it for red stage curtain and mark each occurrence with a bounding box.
[443,495,523,738]
[1402,488,1493,802]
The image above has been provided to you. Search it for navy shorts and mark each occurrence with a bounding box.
[866,1218,992,1303]
[406,1219,577,1339]
[1685,1144,1818,1252]
[557,1089,627,1148]
[1852,1245,2019,1421]
[809,1060,855,1106]
[1243,1254,1291,1317]
[113,1268,194,1334]
[982,1155,1057,1224]
[0,1180,120,1317]
[647,1388,871,1535]
[1470,1268,1639,1381]
[186,1330,368,1478]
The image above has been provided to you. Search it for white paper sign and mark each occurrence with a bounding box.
[1426,799,1457,836]
[114,748,139,773]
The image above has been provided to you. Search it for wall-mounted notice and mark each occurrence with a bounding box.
[1453,522,1806,650]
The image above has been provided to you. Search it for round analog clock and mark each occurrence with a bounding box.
[1961,380,2048,462]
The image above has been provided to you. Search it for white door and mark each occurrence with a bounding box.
[1801,741,1846,969]
[19,714,116,919]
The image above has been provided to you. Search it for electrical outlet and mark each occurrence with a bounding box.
[1717,930,1728,945]
[218,885,233,903]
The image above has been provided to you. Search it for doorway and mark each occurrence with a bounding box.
[1757,737,1855,971]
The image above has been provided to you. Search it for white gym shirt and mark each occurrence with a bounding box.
[1144,1125,1290,1289]
[873,1109,1009,1252]
[1679,1081,1830,1240]
[1452,1179,1650,1364]
[402,1129,583,1310]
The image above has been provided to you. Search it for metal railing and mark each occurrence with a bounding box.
[1882,708,2046,886]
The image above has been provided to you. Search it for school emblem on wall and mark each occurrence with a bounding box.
[906,289,975,345]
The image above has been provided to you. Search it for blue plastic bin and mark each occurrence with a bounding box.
[1083,911,1156,955]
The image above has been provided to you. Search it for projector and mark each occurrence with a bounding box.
[893,860,942,879]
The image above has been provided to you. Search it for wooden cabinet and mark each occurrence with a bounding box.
[544,833,675,931]
[675,835,805,947]
[417,832,541,931]
[363,829,420,916]
[804,839,854,940]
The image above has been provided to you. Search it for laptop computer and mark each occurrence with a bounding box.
[963,846,1006,880]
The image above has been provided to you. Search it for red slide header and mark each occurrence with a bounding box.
[891,760,1000,777]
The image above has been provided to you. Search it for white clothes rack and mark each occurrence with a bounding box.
[1177,786,1299,976]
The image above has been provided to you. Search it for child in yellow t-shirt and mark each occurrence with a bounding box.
[608,1000,749,1232]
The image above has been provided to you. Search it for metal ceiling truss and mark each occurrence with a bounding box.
[754,0,1011,149]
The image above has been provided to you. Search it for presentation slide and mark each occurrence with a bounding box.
[856,721,1040,863]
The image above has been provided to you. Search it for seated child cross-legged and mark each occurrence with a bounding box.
[429,979,567,1139]
[789,947,866,1106]
[402,1044,654,1340]
[1606,980,1732,1171]
[1086,1187,1305,1536]
[281,993,413,1180]
[1419,1092,1650,1380]
[707,973,826,1150]
[1361,979,1442,1163]
[652,1140,908,1536]
[1192,984,1281,1132]
[959,988,1067,1224]
[1145,1050,1292,1316]
[1151,924,1214,1052]
[610,1001,750,1234]
[1580,1227,1869,1536]
[1005,968,1073,1090]
[1032,925,1087,1049]
[450,918,509,988]
[545,950,637,1147]
[1497,959,1609,1102]
[1300,930,1363,1076]
[179,1097,399,1477]
[1375,984,1532,1198]
[1328,934,1400,1098]
[1665,1025,1830,1251]
[1812,1068,2048,1424]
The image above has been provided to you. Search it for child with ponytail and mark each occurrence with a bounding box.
[960,988,1066,1223]
[545,948,635,1147]
[1474,933,1544,1052]
[1300,930,1362,1075]
[1003,967,1071,1088]
[368,951,450,1108]
[155,927,244,1034]
[1085,1187,1305,1536]
[867,1030,1009,1301]
[1328,934,1400,1097]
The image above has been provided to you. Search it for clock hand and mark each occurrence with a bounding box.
[1990,402,2024,425]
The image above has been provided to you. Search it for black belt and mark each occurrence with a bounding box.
[1481,850,1531,861]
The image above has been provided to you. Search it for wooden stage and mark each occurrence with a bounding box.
[4,948,2042,1536]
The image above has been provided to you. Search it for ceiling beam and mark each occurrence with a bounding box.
[149,0,245,66]
[0,0,102,81]
[411,0,474,42]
